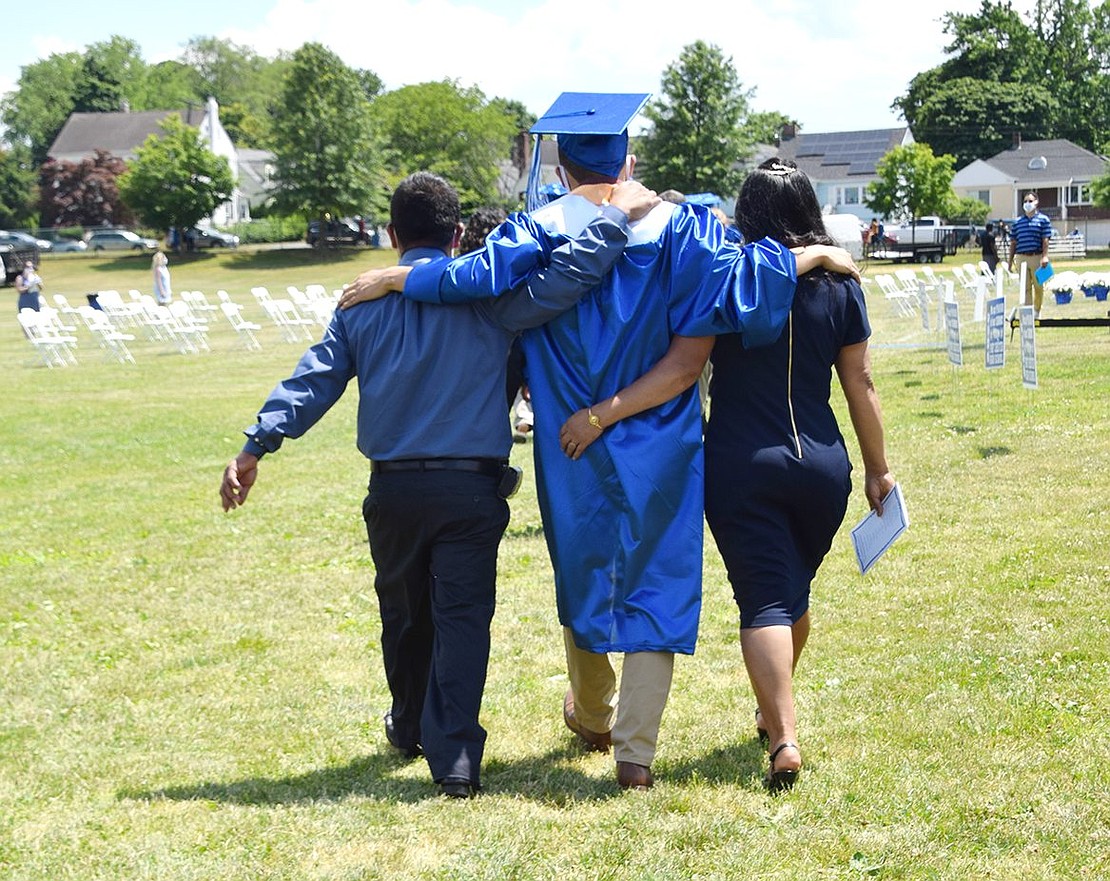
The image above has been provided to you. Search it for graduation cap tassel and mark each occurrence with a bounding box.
[525,134,545,213]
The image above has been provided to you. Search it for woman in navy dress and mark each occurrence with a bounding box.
[705,159,895,790]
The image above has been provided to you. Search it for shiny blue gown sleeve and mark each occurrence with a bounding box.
[403,207,631,331]
[662,205,798,348]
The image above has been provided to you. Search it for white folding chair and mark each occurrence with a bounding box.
[874,274,917,317]
[168,301,211,352]
[77,306,136,364]
[220,301,263,351]
[19,308,78,367]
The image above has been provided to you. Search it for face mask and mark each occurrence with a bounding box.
[1023,201,1036,212]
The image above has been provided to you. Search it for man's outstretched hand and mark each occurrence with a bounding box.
[220,452,259,512]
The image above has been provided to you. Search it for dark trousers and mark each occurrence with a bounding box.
[363,470,509,785]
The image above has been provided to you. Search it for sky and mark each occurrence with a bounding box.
[1,0,1017,135]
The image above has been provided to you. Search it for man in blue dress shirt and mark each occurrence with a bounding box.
[1007,191,1054,317]
[219,171,658,798]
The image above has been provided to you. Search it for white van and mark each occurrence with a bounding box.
[821,213,865,261]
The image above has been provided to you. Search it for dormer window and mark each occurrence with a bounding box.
[1028,156,1047,170]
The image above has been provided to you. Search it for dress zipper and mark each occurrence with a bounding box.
[786,310,803,459]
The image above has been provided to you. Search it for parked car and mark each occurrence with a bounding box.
[87,229,159,252]
[187,227,240,249]
[0,230,52,252]
[50,237,87,252]
[1,241,35,284]
[306,218,368,246]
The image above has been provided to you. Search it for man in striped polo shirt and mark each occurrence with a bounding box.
[1007,192,1054,317]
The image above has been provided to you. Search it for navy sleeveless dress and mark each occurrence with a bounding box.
[704,273,870,628]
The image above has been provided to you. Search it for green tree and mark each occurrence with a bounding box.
[637,41,762,196]
[180,37,288,147]
[907,78,1057,167]
[72,36,146,113]
[118,115,234,237]
[268,43,382,243]
[895,0,1110,161]
[0,145,38,227]
[945,193,992,224]
[866,143,956,224]
[1091,165,1110,208]
[372,80,517,212]
[1,51,84,165]
[135,61,203,111]
[746,111,793,148]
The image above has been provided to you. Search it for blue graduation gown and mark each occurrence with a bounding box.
[406,197,797,654]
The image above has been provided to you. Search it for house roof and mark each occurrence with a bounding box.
[48,107,207,161]
[952,158,1014,187]
[981,139,1107,183]
[776,127,912,179]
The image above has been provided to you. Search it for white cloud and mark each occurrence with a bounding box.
[216,0,993,132]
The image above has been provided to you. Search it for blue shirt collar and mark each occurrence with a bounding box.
[399,246,450,267]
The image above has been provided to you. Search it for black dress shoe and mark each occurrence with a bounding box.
[383,711,422,759]
[438,778,480,799]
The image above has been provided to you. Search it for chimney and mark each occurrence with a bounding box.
[1012,132,1022,150]
[780,122,797,142]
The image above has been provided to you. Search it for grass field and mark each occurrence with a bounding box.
[3,247,1109,880]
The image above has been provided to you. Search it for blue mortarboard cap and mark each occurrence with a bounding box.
[525,92,650,211]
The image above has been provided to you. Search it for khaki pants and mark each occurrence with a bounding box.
[563,627,674,767]
[1015,253,1045,313]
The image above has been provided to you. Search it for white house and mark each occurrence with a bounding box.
[48,97,259,227]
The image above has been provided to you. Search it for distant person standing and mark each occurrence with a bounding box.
[1007,192,1053,317]
[152,252,173,305]
[980,223,999,273]
[15,262,43,312]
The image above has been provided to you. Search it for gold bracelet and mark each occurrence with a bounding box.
[587,408,604,432]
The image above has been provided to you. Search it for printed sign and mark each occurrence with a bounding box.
[985,297,1006,369]
[945,301,962,366]
[1019,305,1038,389]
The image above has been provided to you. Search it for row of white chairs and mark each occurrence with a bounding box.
[23,283,339,368]
[866,260,1024,319]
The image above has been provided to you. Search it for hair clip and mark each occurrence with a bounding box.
[767,162,795,176]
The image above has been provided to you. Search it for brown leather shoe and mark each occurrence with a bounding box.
[562,690,611,752]
[616,761,653,790]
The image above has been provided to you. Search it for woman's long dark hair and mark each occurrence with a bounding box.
[734,158,834,248]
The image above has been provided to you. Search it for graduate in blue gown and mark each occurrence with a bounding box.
[340,93,857,789]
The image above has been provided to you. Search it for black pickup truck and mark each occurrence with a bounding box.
[1,241,39,285]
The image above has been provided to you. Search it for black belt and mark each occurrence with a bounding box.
[371,457,506,477]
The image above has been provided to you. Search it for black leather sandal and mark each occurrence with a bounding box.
[765,741,801,793]
[755,707,768,744]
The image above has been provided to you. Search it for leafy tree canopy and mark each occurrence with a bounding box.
[894,0,1110,163]
[908,77,1058,168]
[0,145,38,227]
[117,116,234,234]
[945,193,992,224]
[268,43,383,232]
[638,41,784,198]
[1,52,84,166]
[1091,165,1110,208]
[372,80,518,212]
[866,142,956,223]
